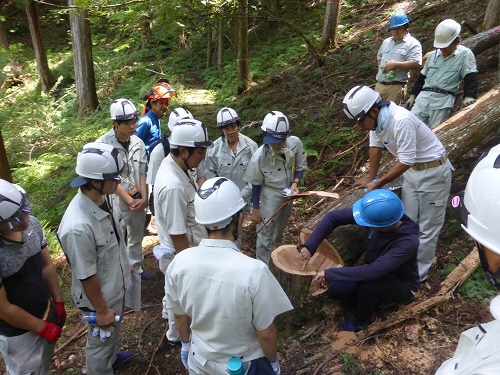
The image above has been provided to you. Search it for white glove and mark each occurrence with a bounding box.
[91,326,114,342]
[270,355,280,375]
[181,340,190,369]
[461,97,476,108]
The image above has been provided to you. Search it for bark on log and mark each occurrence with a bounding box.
[331,248,480,351]
[302,86,500,266]
[461,26,500,55]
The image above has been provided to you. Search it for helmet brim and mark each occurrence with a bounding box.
[263,134,286,144]
[70,176,88,188]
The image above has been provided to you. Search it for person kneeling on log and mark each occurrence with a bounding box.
[299,189,420,333]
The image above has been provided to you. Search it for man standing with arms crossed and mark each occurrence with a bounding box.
[343,85,452,282]
[154,119,212,346]
[165,177,292,374]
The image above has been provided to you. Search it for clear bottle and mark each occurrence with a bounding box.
[121,175,142,199]
[81,312,121,324]
[227,357,245,375]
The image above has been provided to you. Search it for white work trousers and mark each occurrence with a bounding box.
[160,252,179,342]
[256,187,293,266]
[0,330,55,375]
[401,161,452,281]
[121,207,146,312]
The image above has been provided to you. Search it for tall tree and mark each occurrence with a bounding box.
[68,0,98,118]
[25,1,55,93]
[483,0,499,29]
[236,0,249,94]
[318,0,341,53]
[0,19,9,50]
[217,16,224,72]
[0,130,12,182]
[206,21,213,68]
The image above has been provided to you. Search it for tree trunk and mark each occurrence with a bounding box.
[483,0,500,29]
[140,6,152,50]
[217,17,223,73]
[461,26,500,55]
[69,0,98,119]
[0,130,13,182]
[0,20,9,50]
[236,0,249,94]
[318,0,341,53]
[25,1,55,94]
[302,87,500,266]
[206,22,213,69]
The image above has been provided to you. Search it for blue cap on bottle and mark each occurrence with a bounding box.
[227,357,244,375]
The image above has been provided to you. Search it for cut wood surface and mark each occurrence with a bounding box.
[331,248,480,351]
[270,245,342,307]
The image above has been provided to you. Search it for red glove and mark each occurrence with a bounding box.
[54,300,67,327]
[36,321,61,344]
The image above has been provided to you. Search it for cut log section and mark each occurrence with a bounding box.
[270,245,342,308]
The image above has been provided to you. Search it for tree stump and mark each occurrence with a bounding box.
[270,244,342,308]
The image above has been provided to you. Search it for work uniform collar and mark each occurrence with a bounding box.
[199,238,241,253]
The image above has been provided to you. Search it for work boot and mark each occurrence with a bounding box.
[113,351,134,367]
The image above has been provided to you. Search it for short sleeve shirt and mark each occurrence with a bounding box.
[164,239,293,362]
[376,33,422,83]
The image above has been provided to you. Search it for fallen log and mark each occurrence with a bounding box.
[331,247,480,351]
[461,26,500,55]
[301,86,500,266]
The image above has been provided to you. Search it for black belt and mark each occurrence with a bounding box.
[421,87,455,96]
[378,81,406,86]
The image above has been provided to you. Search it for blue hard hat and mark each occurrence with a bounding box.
[353,189,404,228]
[389,11,409,29]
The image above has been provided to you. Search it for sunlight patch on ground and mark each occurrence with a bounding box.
[183,88,215,105]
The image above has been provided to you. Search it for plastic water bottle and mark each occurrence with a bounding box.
[121,176,142,199]
[227,357,244,375]
[81,312,121,324]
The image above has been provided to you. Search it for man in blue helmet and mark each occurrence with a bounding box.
[299,190,420,333]
[375,11,422,105]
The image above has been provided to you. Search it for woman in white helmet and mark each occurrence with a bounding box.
[405,19,478,128]
[243,111,307,265]
[0,179,65,375]
[164,177,292,374]
[57,143,133,373]
[205,107,257,210]
[436,144,500,374]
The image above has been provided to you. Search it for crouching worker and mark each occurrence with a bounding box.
[164,177,293,374]
[300,189,420,333]
[0,179,66,375]
[436,144,500,374]
[58,143,133,374]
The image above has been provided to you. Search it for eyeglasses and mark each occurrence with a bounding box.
[450,191,469,227]
[197,178,228,200]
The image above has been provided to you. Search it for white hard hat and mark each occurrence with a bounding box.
[343,86,381,122]
[0,179,32,231]
[169,119,213,149]
[461,144,500,255]
[168,107,193,132]
[71,142,125,187]
[110,98,139,121]
[434,19,461,48]
[195,177,246,230]
[217,107,240,127]
[261,111,290,144]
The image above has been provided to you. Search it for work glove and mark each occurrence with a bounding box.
[54,300,67,328]
[404,94,416,110]
[92,325,115,342]
[270,355,280,375]
[462,97,476,108]
[36,320,62,344]
[180,340,190,369]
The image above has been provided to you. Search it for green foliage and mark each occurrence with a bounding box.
[341,351,361,374]
[458,268,497,301]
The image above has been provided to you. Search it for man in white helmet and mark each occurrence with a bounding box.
[165,177,292,374]
[244,111,307,265]
[0,179,65,375]
[97,98,150,311]
[154,118,212,346]
[344,85,452,282]
[58,143,133,374]
[205,107,257,220]
[375,11,422,105]
[405,19,478,128]
[436,144,500,374]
